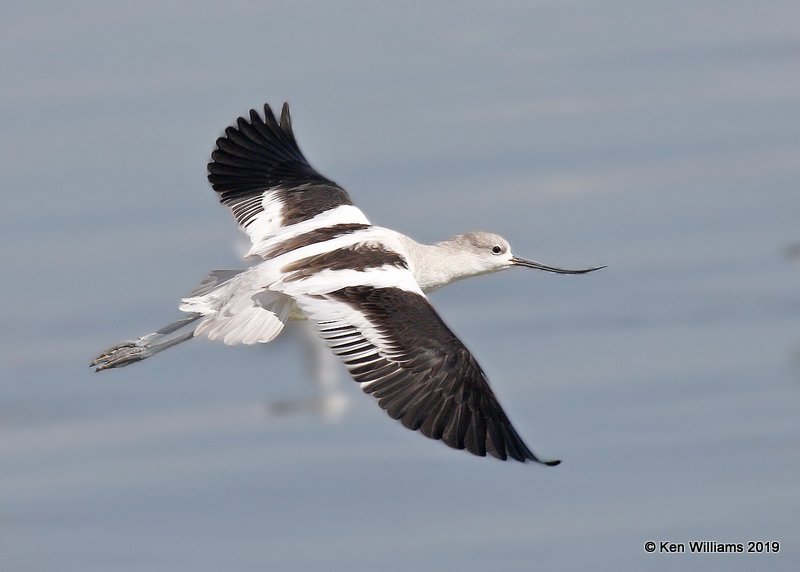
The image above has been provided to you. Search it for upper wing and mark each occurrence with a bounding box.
[282,279,560,464]
[207,103,369,255]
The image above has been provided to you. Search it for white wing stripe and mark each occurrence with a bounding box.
[276,266,422,296]
[248,204,370,258]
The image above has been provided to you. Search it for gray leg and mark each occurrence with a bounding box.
[91,313,201,372]
[155,313,203,335]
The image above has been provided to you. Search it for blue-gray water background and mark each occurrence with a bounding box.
[2,1,799,570]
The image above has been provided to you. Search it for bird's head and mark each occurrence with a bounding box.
[454,231,605,276]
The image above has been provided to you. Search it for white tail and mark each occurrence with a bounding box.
[180,267,292,345]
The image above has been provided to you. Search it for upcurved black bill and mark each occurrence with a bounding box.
[511,256,605,274]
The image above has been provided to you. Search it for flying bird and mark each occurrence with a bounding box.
[91,103,603,464]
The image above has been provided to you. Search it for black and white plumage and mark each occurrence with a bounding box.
[92,103,603,464]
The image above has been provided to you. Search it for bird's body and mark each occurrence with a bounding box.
[92,103,602,464]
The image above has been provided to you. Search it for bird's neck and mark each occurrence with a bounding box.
[403,237,490,293]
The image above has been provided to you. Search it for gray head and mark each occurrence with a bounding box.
[451,231,604,276]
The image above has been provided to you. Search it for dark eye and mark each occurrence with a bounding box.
[491,245,502,254]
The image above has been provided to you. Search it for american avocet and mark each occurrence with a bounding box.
[91,103,603,464]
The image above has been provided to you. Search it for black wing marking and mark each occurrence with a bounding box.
[207,103,360,239]
[306,286,560,465]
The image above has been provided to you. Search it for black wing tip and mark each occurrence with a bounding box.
[212,100,297,153]
[461,443,560,465]
[279,102,292,135]
[470,448,561,466]
[523,445,561,466]
[504,449,561,466]
[207,101,311,196]
[232,102,290,138]
[252,102,292,134]
[436,421,561,466]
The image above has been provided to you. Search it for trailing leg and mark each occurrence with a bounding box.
[91,313,201,372]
